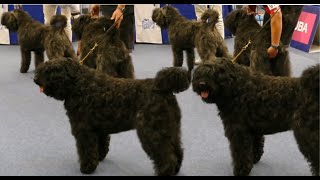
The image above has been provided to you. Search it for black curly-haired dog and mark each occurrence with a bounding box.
[224,9,261,66]
[72,15,134,78]
[224,6,303,77]
[152,5,231,79]
[34,58,190,176]
[1,9,77,73]
[192,58,319,176]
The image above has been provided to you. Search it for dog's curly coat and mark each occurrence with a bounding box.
[152,5,231,79]
[72,15,134,78]
[224,9,261,66]
[192,58,319,176]
[34,58,190,176]
[1,9,77,73]
[225,6,303,76]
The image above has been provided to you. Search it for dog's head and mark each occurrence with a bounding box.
[192,58,249,103]
[34,58,83,101]
[224,9,256,35]
[1,9,31,32]
[152,5,180,28]
[72,14,95,40]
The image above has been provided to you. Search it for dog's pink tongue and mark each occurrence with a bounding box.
[40,86,44,93]
[201,91,209,98]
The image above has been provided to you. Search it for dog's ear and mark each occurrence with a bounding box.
[13,9,31,25]
[152,8,169,28]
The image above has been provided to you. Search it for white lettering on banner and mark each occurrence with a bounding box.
[295,21,308,33]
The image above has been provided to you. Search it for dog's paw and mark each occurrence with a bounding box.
[233,166,252,176]
[80,162,98,174]
[20,66,29,73]
[98,151,108,161]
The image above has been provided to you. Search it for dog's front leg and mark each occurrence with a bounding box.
[225,129,254,176]
[75,132,99,174]
[186,48,195,81]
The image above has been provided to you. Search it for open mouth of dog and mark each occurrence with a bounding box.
[196,82,211,99]
[39,86,44,93]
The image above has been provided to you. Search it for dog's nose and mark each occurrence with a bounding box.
[198,82,207,91]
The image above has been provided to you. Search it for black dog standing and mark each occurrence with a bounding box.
[34,58,190,176]
[192,58,319,176]
[1,9,77,73]
[152,5,231,80]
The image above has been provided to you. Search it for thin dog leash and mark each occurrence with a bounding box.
[79,10,125,65]
[232,7,280,64]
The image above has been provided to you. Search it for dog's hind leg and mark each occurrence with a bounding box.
[252,135,265,164]
[137,129,180,176]
[225,128,254,176]
[294,129,319,176]
[34,50,45,68]
[20,48,31,73]
[172,46,183,67]
[97,133,111,161]
[75,132,99,174]
[136,110,180,176]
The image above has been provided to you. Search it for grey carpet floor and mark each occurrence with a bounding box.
[0,38,319,176]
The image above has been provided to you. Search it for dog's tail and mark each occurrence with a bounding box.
[300,64,319,97]
[153,67,190,93]
[50,15,67,31]
[201,9,219,29]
